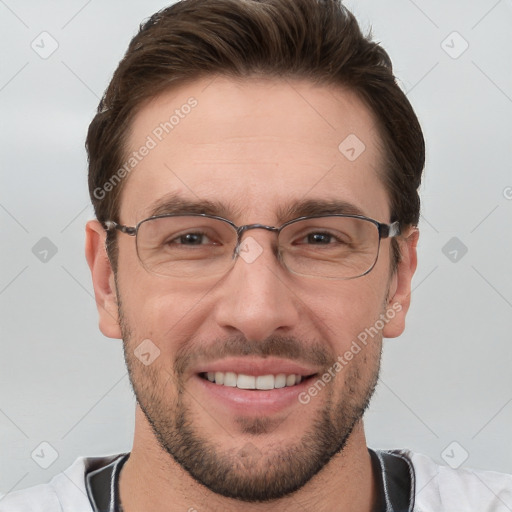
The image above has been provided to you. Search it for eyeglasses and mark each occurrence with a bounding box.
[104,213,400,280]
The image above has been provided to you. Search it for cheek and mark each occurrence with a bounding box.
[295,278,388,352]
[117,271,214,353]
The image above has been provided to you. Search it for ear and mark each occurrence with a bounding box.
[85,220,122,339]
[382,227,419,339]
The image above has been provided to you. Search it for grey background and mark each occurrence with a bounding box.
[1,0,511,496]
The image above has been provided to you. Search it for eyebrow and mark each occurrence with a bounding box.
[144,193,367,224]
[146,193,240,219]
[276,199,366,221]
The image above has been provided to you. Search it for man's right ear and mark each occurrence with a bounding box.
[85,220,122,339]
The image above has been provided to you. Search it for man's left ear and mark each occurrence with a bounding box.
[382,227,419,339]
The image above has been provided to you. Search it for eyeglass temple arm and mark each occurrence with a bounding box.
[103,220,137,236]
[379,221,401,239]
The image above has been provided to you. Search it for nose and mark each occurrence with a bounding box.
[212,231,301,341]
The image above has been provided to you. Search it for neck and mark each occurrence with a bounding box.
[119,405,378,512]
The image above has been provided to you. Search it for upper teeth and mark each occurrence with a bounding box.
[206,372,303,390]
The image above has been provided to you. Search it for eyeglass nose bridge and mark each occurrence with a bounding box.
[233,223,280,259]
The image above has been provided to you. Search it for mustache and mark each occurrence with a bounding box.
[174,334,334,376]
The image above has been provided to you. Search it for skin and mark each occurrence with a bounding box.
[86,76,418,511]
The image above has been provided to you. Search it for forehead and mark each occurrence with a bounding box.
[120,76,390,224]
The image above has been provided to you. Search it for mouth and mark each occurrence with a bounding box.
[192,357,322,414]
[199,371,317,390]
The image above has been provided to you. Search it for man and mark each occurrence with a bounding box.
[2,0,511,510]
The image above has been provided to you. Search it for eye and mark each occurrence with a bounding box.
[167,231,217,246]
[305,232,337,244]
[295,230,349,246]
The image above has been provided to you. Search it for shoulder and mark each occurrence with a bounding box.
[0,453,126,512]
[390,448,512,512]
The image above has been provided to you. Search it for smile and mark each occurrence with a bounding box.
[201,371,311,390]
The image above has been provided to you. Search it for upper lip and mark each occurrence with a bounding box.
[193,357,320,377]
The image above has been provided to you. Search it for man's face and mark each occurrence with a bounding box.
[97,77,411,501]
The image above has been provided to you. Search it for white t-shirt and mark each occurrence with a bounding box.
[0,449,511,511]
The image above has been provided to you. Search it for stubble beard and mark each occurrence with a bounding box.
[118,301,382,502]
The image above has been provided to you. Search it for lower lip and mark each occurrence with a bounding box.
[193,374,315,415]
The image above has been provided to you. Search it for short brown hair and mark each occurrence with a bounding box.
[87,0,424,270]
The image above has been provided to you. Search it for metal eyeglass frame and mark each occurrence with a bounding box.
[104,213,401,279]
